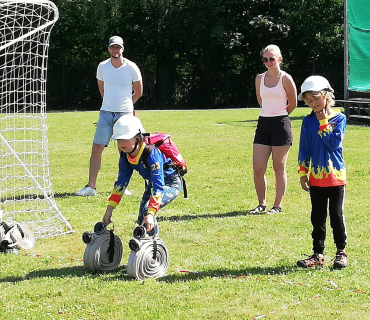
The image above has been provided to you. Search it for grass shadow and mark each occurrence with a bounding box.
[0,265,128,283]
[158,210,267,222]
[53,192,81,198]
[0,192,81,201]
[216,115,306,127]
[216,119,257,126]
[0,263,304,284]
[158,266,300,283]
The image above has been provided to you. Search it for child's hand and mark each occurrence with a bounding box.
[142,213,155,231]
[300,176,310,191]
[315,107,328,120]
[102,206,114,225]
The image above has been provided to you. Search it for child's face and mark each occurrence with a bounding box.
[117,138,137,154]
[304,92,326,112]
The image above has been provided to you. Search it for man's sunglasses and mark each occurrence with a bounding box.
[262,57,276,63]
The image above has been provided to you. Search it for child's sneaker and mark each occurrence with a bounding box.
[297,253,325,268]
[333,250,348,269]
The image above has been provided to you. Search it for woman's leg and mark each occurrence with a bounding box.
[271,145,290,208]
[252,144,271,206]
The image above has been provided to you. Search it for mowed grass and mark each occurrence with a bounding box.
[0,108,369,319]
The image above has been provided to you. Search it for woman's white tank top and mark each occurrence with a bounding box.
[259,71,288,117]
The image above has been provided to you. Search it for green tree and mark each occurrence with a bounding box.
[46,0,344,110]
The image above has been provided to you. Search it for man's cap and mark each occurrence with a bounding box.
[109,36,124,47]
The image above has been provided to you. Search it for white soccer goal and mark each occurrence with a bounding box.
[0,0,74,239]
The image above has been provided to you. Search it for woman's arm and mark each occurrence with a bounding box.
[255,74,262,107]
[283,74,297,115]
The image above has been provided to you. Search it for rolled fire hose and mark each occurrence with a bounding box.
[0,222,35,251]
[0,223,8,241]
[10,223,35,250]
[126,225,169,280]
[82,222,123,273]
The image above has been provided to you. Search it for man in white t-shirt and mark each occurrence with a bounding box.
[75,36,143,196]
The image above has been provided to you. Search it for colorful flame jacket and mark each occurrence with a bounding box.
[298,109,346,187]
[108,143,176,214]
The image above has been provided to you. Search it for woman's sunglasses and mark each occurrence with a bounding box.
[262,57,276,63]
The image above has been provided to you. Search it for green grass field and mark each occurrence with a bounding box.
[1,108,369,319]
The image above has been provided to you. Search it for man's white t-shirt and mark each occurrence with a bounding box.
[96,58,142,112]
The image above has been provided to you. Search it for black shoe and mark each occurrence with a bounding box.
[333,250,348,269]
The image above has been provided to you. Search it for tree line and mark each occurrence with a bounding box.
[47,0,344,110]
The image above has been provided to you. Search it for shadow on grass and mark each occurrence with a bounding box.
[0,264,301,284]
[0,192,84,201]
[158,210,268,222]
[217,115,306,126]
[53,192,81,198]
[159,266,300,283]
[0,265,129,283]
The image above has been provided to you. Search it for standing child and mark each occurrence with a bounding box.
[296,76,348,269]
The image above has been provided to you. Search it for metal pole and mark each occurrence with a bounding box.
[344,0,349,100]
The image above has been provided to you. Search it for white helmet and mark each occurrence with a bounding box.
[112,115,146,140]
[298,75,334,101]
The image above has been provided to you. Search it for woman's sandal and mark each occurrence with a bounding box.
[249,204,266,214]
[266,206,282,215]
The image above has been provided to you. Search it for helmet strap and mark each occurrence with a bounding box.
[128,139,139,155]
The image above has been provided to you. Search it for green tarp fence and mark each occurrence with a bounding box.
[348,0,370,92]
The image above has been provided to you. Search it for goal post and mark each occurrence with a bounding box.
[0,0,74,239]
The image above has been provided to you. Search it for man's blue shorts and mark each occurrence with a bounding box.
[93,110,132,146]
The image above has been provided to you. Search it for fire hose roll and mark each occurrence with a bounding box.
[11,224,35,250]
[126,237,169,280]
[83,229,123,273]
[0,222,35,250]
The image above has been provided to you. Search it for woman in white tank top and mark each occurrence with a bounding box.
[249,44,297,215]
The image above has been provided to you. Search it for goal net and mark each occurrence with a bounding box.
[0,0,74,239]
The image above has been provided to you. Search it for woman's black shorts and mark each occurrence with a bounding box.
[253,115,292,146]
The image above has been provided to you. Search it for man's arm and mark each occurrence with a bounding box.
[132,80,143,103]
[98,80,104,98]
